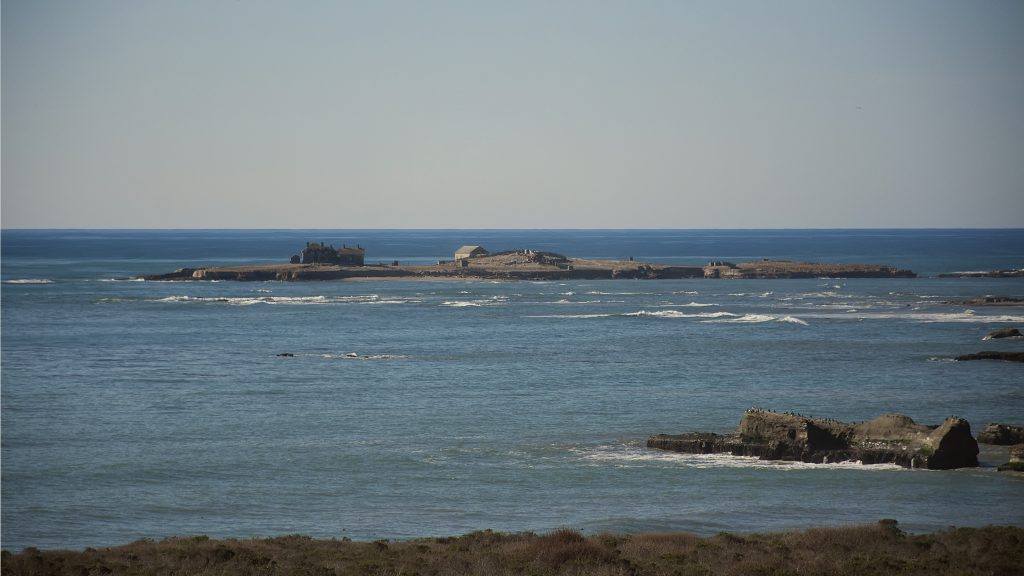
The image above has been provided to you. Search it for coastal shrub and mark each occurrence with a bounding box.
[3,524,1023,576]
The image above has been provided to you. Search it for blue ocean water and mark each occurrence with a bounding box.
[2,229,1023,551]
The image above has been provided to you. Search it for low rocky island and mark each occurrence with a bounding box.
[144,243,917,282]
[648,408,979,470]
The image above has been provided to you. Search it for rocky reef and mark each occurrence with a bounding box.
[647,409,979,470]
[977,423,1024,445]
[954,351,1024,363]
[984,327,1022,340]
[945,296,1024,306]
[939,270,1024,278]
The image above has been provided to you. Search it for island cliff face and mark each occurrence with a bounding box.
[647,409,979,470]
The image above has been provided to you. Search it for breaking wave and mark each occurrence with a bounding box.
[441,296,508,307]
[800,311,1024,323]
[152,294,416,306]
[625,310,739,319]
[702,314,809,325]
[3,278,54,284]
[575,445,904,471]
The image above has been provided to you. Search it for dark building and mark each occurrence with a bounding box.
[301,242,365,265]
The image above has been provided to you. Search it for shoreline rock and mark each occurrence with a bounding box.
[647,409,979,470]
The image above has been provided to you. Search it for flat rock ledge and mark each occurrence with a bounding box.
[647,409,979,470]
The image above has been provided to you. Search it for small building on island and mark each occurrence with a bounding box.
[300,242,365,266]
[455,245,489,262]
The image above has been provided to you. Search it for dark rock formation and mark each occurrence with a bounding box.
[977,423,1024,445]
[998,445,1024,472]
[647,409,979,470]
[984,327,1022,340]
[955,351,1024,363]
[939,270,1024,278]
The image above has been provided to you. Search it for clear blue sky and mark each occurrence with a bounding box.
[3,0,1022,228]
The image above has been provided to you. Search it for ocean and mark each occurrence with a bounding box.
[2,229,1023,551]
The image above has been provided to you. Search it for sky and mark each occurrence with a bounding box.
[2,0,1023,229]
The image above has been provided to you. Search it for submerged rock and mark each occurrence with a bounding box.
[983,327,1022,340]
[648,409,979,470]
[977,423,1024,445]
[955,351,1024,363]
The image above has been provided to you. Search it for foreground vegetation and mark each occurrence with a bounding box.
[3,521,1022,576]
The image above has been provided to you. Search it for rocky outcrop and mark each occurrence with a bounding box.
[647,408,979,470]
[955,351,1024,363]
[977,423,1024,445]
[998,445,1024,472]
[984,327,1022,340]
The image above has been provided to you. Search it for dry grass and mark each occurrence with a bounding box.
[3,521,1021,576]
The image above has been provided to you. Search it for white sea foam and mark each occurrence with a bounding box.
[442,301,483,307]
[4,278,54,284]
[625,310,740,319]
[778,316,810,325]
[577,446,904,471]
[153,294,413,306]
[527,313,615,319]
[800,311,1024,323]
[703,314,809,325]
[99,277,145,282]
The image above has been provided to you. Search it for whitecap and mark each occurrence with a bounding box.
[526,313,615,319]
[576,446,903,471]
[778,316,809,326]
[800,311,1024,323]
[624,310,740,319]
[703,314,808,325]
[442,301,483,307]
[151,295,397,306]
[3,278,54,284]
